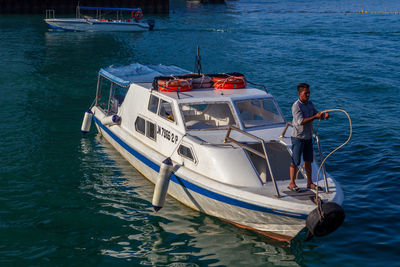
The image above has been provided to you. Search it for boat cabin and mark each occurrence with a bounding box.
[93,63,304,194]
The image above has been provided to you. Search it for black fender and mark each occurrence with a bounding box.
[306,201,345,237]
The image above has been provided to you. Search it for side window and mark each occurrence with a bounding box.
[135,117,145,134]
[159,99,175,122]
[146,121,156,140]
[178,145,195,162]
[148,95,159,113]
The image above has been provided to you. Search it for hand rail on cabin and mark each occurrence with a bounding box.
[224,126,281,198]
[280,122,292,138]
[245,80,268,94]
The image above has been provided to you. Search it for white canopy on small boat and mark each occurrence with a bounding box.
[99,63,189,87]
[78,6,142,12]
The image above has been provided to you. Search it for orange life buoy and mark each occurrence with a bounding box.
[131,10,143,20]
[158,78,193,92]
[180,74,213,89]
[212,73,246,89]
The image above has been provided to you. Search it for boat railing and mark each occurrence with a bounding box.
[280,121,292,138]
[313,134,330,193]
[45,10,55,19]
[224,125,281,198]
[186,133,234,148]
[280,122,330,193]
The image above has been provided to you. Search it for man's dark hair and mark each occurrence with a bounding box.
[297,83,310,93]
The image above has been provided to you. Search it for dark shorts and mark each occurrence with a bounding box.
[291,137,313,166]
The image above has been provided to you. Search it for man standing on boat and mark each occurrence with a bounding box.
[288,83,329,192]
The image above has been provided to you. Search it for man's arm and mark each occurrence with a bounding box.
[299,101,328,125]
[300,112,324,125]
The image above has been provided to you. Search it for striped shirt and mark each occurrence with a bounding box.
[291,99,318,140]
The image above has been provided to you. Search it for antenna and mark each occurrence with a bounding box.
[194,46,202,75]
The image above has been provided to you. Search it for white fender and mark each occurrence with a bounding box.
[81,110,93,133]
[101,114,121,126]
[152,157,173,212]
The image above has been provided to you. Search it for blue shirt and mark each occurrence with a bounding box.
[291,99,318,140]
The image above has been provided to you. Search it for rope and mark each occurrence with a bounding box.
[169,133,187,158]
[316,196,325,221]
[89,97,96,109]
[294,109,352,202]
[315,109,352,201]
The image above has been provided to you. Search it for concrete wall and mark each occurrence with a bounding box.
[0,0,169,14]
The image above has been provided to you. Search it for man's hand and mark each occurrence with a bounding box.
[314,112,329,120]
[314,112,323,120]
[321,112,329,120]
[302,111,329,125]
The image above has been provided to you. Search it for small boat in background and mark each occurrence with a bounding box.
[44,6,155,32]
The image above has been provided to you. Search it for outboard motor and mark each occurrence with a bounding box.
[81,110,93,133]
[306,201,345,239]
[152,157,173,212]
[147,19,155,30]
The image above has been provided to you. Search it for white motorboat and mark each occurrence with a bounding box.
[44,6,154,32]
[81,62,345,242]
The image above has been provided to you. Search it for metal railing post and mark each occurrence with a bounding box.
[107,83,113,114]
[224,126,281,198]
[280,122,291,138]
[315,135,329,193]
[261,141,281,198]
[95,74,101,106]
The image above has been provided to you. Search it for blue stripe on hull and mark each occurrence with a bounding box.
[47,23,75,31]
[93,116,307,219]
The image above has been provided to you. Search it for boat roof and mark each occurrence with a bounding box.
[99,63,189,87]
[78,6,142,12]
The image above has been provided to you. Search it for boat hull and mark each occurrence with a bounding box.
[93,115,307,241]
[45,18,150,32]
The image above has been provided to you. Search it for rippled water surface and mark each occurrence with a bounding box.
[1,0,399,265]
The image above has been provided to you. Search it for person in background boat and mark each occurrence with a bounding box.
[288,83,329,192]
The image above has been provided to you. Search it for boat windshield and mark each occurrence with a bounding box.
[180,102,237,130]
[235,98,285,128]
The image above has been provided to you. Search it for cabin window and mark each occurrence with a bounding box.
[112,85,128,108]
[135,116,146,134]
[180,102,236,130]
[96,76,129,115]
[178,145,195,162]
[235,98,285,128]
[148,95,159,114]
[159,99,175,122]
[146,121,156,140]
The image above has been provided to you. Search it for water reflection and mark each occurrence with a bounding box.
[79,135,302,266]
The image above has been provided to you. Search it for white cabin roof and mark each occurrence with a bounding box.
[99,63,189,87]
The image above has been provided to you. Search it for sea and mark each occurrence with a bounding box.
[0,0,399,266]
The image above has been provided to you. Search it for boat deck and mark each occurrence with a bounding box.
[243,178,336,205]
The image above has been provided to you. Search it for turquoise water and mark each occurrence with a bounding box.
[1,0,400,265]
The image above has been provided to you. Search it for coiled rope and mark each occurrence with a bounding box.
[295,109,352,202]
